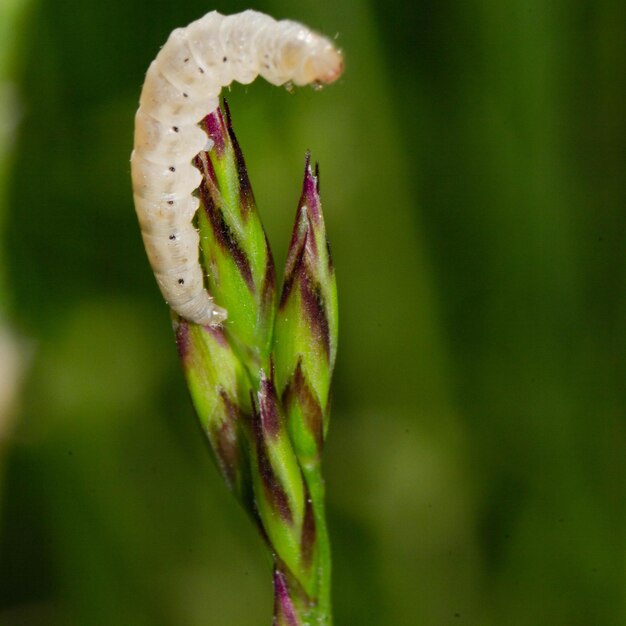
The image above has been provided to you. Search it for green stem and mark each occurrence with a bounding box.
[270,462,332,626]
[304,466,332,626]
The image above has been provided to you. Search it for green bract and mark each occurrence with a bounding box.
[174,102,337,626]
[194,102,276,381]
[274,156,338,469]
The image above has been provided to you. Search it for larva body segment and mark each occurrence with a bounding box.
[134,111,209,164]
[131,10,344,326]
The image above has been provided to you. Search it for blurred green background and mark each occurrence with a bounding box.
[1,0,625,624]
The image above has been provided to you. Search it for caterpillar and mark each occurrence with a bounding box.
[131,10,344,326]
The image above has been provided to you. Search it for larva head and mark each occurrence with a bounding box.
[297,38,344,86]
[278,27,343,87]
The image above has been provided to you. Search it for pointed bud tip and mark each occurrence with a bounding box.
[202,103,228,156]
[222,97,233,131]
[301,152,321,221]
[273,570,299,626]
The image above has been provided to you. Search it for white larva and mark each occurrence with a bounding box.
[131,10,344,326]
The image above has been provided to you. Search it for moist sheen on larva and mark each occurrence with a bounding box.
[131,9,344,326]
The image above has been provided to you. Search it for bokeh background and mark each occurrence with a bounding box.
[1,0,625,624]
